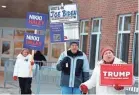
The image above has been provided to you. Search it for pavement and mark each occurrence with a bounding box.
[0,71,139,95]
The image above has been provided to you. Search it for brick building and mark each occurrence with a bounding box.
[76,0,138,77]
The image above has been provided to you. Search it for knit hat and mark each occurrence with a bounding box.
[70,41,79,46]
[101,46,114,57]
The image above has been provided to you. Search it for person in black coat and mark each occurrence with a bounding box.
[34,51,46,68]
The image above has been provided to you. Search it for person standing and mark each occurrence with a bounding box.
[80,46,134,95]
[56,41,90,94]
[34,51,47,69]
[13,48,35,94]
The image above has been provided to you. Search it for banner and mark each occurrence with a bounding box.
[50,23,64,43]
[100,64,133,86]
[23,33,45,51]
[26,12,48,30]
[49,4,79,23]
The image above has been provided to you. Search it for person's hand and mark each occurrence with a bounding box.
[80,84,88,94]
[13,76,18,81]
[30,60,34,66]
[114,84,124,90]
[61,57,69,65]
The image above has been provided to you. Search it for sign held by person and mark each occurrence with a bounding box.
[100,64,133,86]
[23,32,45,51]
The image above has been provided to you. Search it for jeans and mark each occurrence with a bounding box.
[61,86,81,94]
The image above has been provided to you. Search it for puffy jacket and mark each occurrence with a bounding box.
[56,50,90,87]
[13,54,36,77]
[81,57,134,95]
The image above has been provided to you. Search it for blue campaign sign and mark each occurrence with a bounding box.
[23,33,45,51]
[26,12,48,30]
[50,23,64,43]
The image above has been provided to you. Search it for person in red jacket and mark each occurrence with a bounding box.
[13,48,35,94]
[80,46,132,95]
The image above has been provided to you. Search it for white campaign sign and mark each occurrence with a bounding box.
[49,4,78,23]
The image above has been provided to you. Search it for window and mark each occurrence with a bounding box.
[51,43,64,59]
[0,28,2,37]
[2,28,14,38]
[14,29,25,39]
[132,13,139,76]
[116,15,131,62]
[2,41,11,54]
[89,18,102,69]
[80,20,90,54]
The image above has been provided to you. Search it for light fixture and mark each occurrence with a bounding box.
[1,5,7,8]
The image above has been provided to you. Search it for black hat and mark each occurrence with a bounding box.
[70,41,79,46]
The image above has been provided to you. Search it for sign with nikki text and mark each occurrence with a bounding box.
[23,33,45,50]
[100,64,133,86]
[49,4,79,23]
[26,12,48,30]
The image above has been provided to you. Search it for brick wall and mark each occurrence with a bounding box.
[76,0,138,63]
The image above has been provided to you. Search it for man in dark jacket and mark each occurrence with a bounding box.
[56,41,90,94]
[34,51,46,68]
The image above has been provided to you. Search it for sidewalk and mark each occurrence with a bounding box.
[0,71,18,94]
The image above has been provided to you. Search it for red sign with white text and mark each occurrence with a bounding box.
[100,64,133,86]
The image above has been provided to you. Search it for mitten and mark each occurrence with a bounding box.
[30,61,34,66]
[60,57,69,67]
[114,84,124,90]
[13,76,18,81]
[80,84,88,94]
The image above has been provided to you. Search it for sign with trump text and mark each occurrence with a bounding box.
[23,33,45,51]
[100,64,133,86]
[26,12,48,30]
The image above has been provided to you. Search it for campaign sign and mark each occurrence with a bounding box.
[23,33,45,50]
[49,4,79,23]
[100,64,133,86]
[26,12,48,30]
[50,23,64,43]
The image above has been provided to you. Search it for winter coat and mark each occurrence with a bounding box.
[56,50,90,88]
[13,54,36,77]
[82,57,133,95]
[34,51,46,67]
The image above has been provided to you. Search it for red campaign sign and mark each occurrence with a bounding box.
[100,64,133,86]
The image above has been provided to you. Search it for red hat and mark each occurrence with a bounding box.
[101,46,114,57]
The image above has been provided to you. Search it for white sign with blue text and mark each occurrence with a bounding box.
[49,4,78,23]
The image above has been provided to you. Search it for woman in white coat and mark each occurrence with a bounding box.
[13,48,35,94]
[80,46,132,95]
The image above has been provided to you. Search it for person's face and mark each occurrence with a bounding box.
[22,49,29,57]
[70,43,78,54]
[103,50,114,63]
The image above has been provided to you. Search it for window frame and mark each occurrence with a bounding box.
[89,18,102,69]
[116,14,132,61]
[132,13,139,77]
[80,20,89,53]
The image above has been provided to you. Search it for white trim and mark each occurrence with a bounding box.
[119,14,132,17]
[118,31,130,33]
[91,18,102,33]
[135,13,139,32]
[91,32,101,35]
[80,33,88,35]
[116,14,131,59]
[89,18,102,69]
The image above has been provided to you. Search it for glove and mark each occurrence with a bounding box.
[114,84,124,90]
[60,57,69,66]
[30,61,34,66]
[80,84,88,94]
[13,76,18,81]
